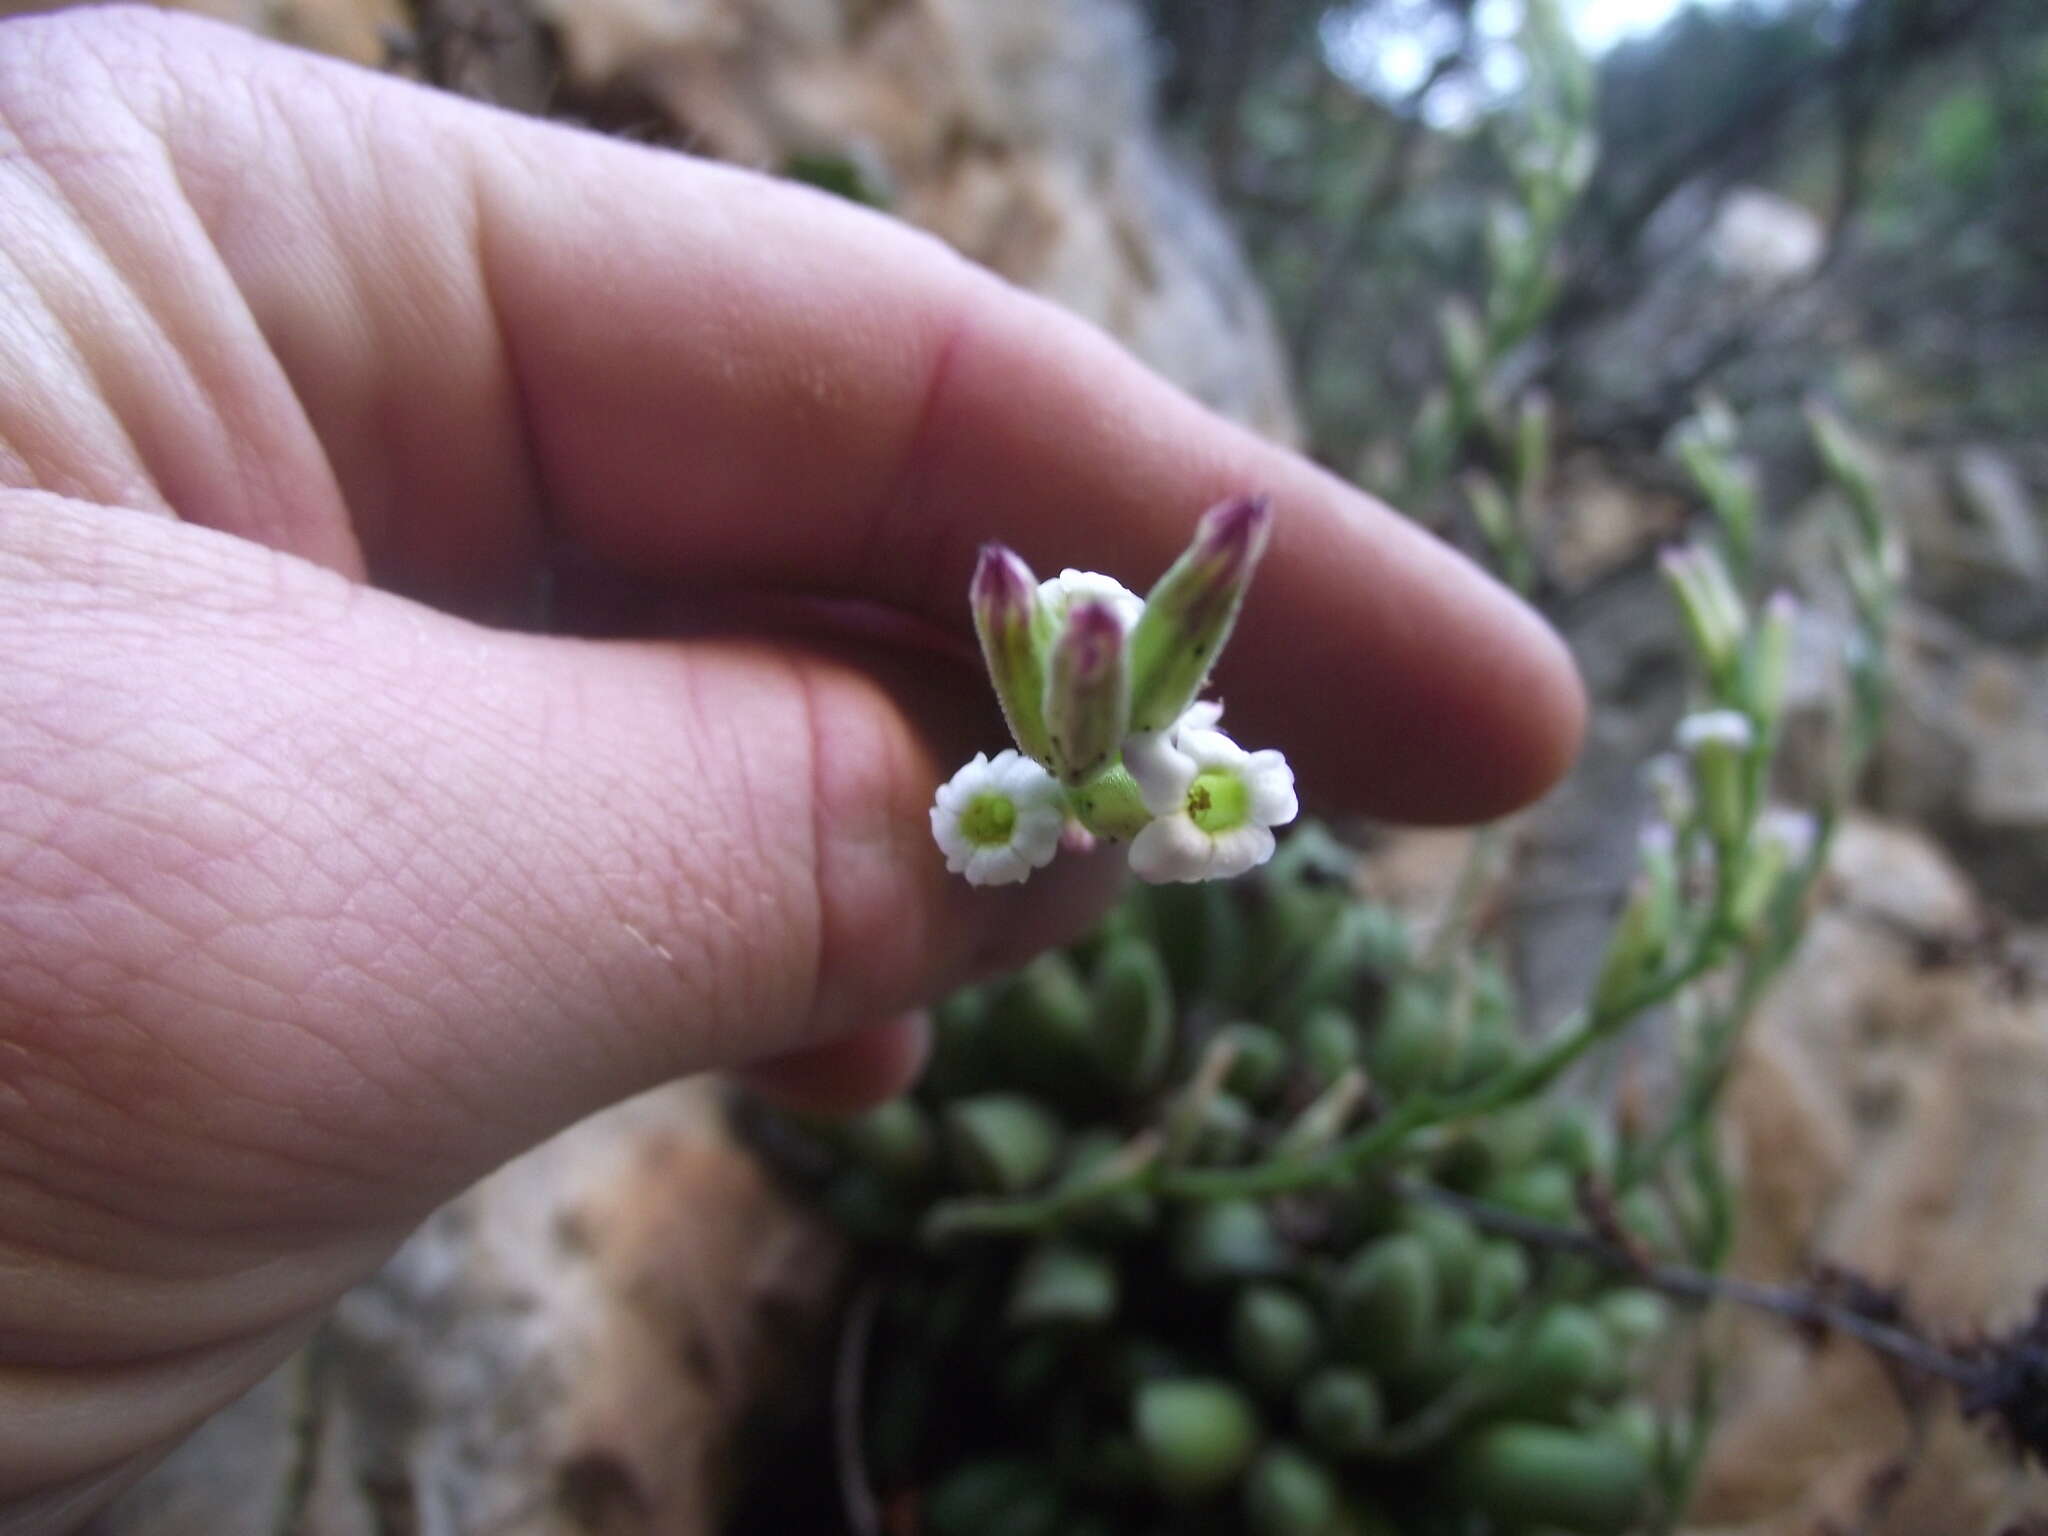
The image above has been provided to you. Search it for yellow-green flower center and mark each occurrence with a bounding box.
[960,792,1018,847]
[1186,769,1249,834]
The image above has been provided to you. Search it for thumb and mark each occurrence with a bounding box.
[1,493,1112,1245]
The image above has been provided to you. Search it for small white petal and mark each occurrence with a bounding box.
[1243,750,1298,827]
[1040,569,1144,631]
[931,805,973,867]
[1758,807,1817,863]
[1677,709,1754,753]
[931,749,1066,885]
[1181,699,1224,733]
[1207,824,1277,880]
[966,845,1029,886]
[992,748,1060,804]
[1180,725,1252,775]
[1129,814,1215,884]
[1123,727,1197,817]
[1011,805,1067,868]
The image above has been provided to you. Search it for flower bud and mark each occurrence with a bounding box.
[970,544,1053,765]
[1006,1241,1118,1329]
[1729,806,1817,932]
[1642,753,1692,829]
[1677,708,1756,847]
[1747,590,1797,731]
[1581,872,1662,1015]
[1659,544,1747,687]
[1245,1444,1340,1536]
[1465,470,1529,592]
[1297,1368,1386,1459]
[1134,1378,1260,1501]
[1440,299,1488,410]
[1065,764,1153,841]
[1043,598,1130,785]
[1806,403,1882,533]
[1127,495,1274,732]
[1515,391,1552,505]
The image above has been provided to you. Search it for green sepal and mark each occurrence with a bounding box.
[1044,598,1130,785]
[970,544,1054,765]
[1126,494,1274,731]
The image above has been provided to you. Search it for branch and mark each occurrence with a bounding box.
[1401,1177,1986,1387]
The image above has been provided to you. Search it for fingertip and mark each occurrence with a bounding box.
[738,1011,933,1117]
[1219,482,1588,825]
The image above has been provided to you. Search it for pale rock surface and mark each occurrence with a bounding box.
[1689,820,2048,1535]
[1777,473,2048,917]
[525,0,1301,442]
[92,1082,839,1536]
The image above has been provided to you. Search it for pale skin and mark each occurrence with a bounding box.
[0,9,1585,1528]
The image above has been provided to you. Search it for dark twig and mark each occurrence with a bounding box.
[835,1278,886,1536]
[1400,1178,1985,1387]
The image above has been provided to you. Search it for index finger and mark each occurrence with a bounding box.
[39,11,1583,821]
[473,142,1587,822]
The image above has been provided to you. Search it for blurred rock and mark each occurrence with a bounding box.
[1541,451,1685,593]
[1703,187,1825,291]
[94,1082,840,1536]
[100,0,1299,443]
[0,0,408,63]
[526,0,1300,442]
[1691,819,2048,1535]
[1565,185,1831,429]
[1866,443,2048,645]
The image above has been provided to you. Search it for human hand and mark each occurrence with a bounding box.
[0,9,1582,1527]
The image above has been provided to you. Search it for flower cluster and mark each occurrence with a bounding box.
[929,496,1298,887]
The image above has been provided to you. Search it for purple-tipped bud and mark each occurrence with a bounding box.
[971,543,1053,765]
[1677,709,1755,848]
[1126,495,1274,732]
[1659,542,1745,688]
[1043,599,1131,785]
[1747,591,1797,730]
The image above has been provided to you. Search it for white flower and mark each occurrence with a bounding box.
[1676,709,1755,755]
[930,750,1067,886]
[1757,807,1818,865]
[1128,724,1297,884]
[1038,569,1144,632]
[1122,699,1224,816]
